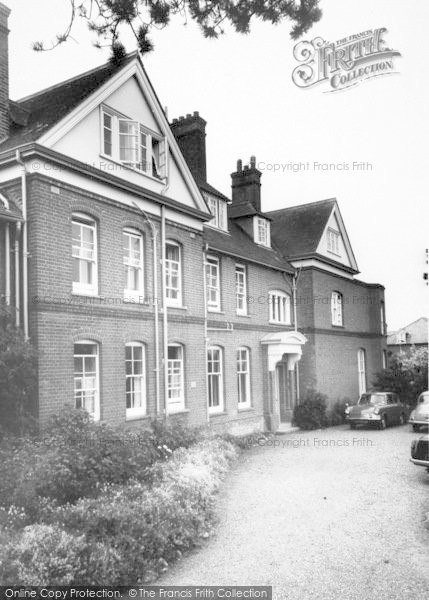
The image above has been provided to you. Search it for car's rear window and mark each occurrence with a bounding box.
[359,393,387,405]
[418,393,429,404]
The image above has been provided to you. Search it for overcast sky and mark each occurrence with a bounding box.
[5,0,429,330]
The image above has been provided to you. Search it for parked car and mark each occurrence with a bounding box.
[345,391,406,430]
[409,391,429,432]
[410,434,429,472]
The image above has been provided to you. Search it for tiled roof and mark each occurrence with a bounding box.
[229,201,272,220]
[267,199,336,258]
[0,53,137,152]
[197,180,230,203]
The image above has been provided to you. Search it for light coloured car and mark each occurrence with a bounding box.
[409,391,429,432]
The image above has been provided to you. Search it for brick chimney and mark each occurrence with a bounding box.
[231,156,262,211]
[0,2,10,141]
[170,112,207,182]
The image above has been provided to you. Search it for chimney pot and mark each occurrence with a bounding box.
[193,111,199,117]
[237,159,242,172]
[186,113,191,118]
[250,156,256,168]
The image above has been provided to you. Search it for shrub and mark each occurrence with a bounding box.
[327,398,351,426]
[1,439,237,586]
[373,347,428,407]
[0,408,204,517]
[292,390,329,430]
[0,305,37,436]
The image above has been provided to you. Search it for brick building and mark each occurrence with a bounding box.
[0,3,386,433]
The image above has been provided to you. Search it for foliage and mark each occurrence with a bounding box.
[373,347,428,407]
[0,407,203,517]
[0,439,237,586]
[292,389,329,430]
[327,397,351,426]
[0,305,38,436]
[32,0,323,56]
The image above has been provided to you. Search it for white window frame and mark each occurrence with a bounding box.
[125,342,146,419]
[237,347,251,408]
[235,264,247,315]
[100,107,168,179]
[254,216,271,247]
[123,228,144,300]
[167,343,185,411]
[165,241,182,307]
[207,195,228,231]
[331,291,343,326]
[269,290,291,325]
[206,255,221,311]
[207,346,224,414]
[327,228,340,255]
[74,341,100,421]
[72,213,98,296]
[358,349,367,396]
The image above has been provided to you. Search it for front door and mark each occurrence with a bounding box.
[276,362,294,422]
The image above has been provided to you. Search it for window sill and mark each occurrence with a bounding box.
[99,153,167,184]
[331,324,345,329]
[126,413,150,422]
[71,292,101,299]
[236,313,251,318]
[166,408,190,415]
[269,320,292,326]
[208,308,224,314]
[238,406,254,413]
[209,410,227,417]
[165,305,188,311]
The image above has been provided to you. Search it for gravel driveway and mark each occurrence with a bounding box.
[159,425,429,600]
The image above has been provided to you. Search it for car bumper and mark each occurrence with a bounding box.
[348,417,381,425]
[409,418,429,426]
[410,458,429,468]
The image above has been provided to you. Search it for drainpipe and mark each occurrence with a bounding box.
[203,243,210,424]
[292,268,302,400]
[161,204,169,421]
[15,150,29,339]
[14,221,21,327]
[132,201,160,416]
[5,222,10,305]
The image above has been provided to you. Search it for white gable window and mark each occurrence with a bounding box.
[331,291,343,326]
[254,217,270,247]
[205,256,221,311]
[101,107,167,179]
[327,228,340,255]
[72,213,98,296]
[207,195,228,231]
[269,290,291,325]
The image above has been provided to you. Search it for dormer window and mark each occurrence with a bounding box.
[327,228,340,255]
[207,195,227,231]
[254,217,270,247]
[101,107,167,179]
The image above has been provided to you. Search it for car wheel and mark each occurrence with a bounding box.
[412,424,420,433]
[399,413,405,426]
[379,416,387,430]
[350,423,356,430]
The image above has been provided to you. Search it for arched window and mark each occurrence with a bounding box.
[72,213,97,295]
[125,342,146,418]
[123,228,144,299]
[237,347,251,408]
[269,290,291,324]
[207,346,224,413]
[167,343,185,410]
[331,291,343,326]
[74,340,100,420]
[165,241,182,306]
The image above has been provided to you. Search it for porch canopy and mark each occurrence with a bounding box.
[261,330,307,372]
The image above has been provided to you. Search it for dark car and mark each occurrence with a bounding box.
[410,434,429,472]
[346,391,406,430]
[409,391,429,432]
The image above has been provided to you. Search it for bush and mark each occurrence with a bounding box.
[0,408,204,517]
[327,398,351,426]
[0,305,37,436]
[0,439,237,586]
[292,390,329,430]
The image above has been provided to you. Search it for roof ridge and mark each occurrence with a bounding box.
[15,51,139,104]
[266,198,337,214]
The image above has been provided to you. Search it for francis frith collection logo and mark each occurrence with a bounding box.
[292,28,401,92]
